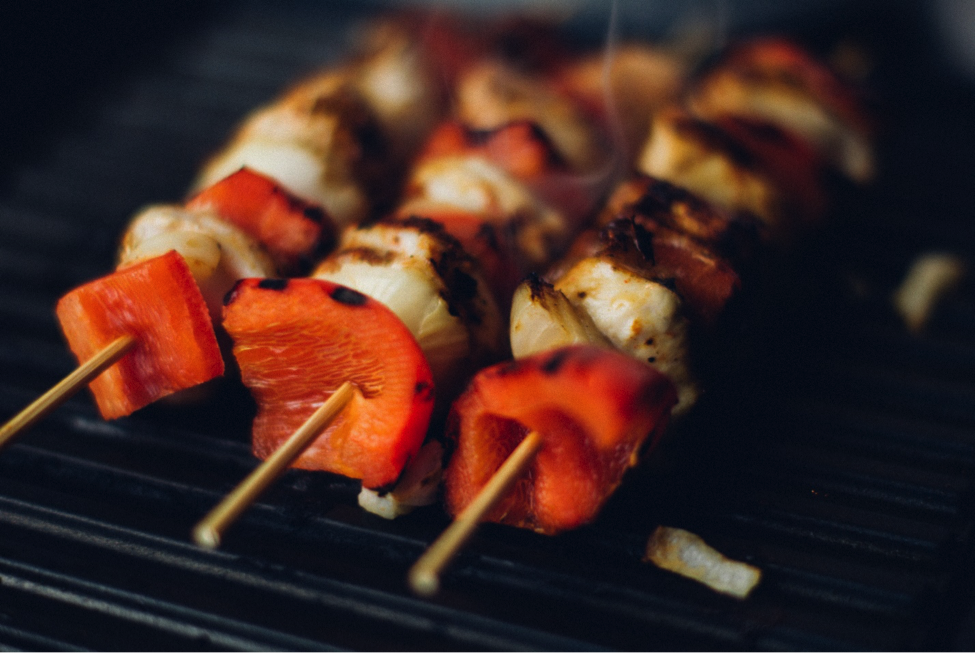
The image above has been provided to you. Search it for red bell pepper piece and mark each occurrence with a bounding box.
[186,167,335,272]
[419,120,558,181]
[55,250,224,420]
[444,345,676,534]
[223,278,435,489]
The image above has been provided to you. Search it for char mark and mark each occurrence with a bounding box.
[541,348,571,375]
[330,285,369,306]
[258,278,289,291]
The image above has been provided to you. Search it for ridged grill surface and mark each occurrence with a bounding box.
[1,1,974,649]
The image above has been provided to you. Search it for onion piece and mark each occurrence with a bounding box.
[556,258,699,416]
[644,526,762,599]
[892,252,967,334]
[357,441,444,519]
[313,261,469,385]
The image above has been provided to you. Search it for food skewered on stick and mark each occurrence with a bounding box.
[94,18,463,536]
[0,250,225,449]
[188,19,515,533]
[193,277,437,543]
[200,78,612,526]
[195,213,504,531]
[194,380,358,549]
[511,179,751,418]
[0,166,333,454]
[290,34,632,517]
[4,14,876,604]
[409,345,676,594]
[206,12,666,490]
[408,32,874,596]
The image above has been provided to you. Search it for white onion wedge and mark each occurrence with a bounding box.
[644,526,762,599]
[357,441,444,519]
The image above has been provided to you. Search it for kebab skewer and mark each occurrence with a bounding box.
[192,11,715,536]
[0,10,458,444]
[410,34,874,595]
[215,110,615,524]
[202,20,649,530]
[0,167,330,448]
[3,20,465,553]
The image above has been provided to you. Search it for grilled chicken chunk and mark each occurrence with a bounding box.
[455,60,609,175]
[688,38,873,183]
[563,217,741,328]
[194,72,384,227]
[509,273,611,359]
[195,20,450,226]
[638,107,826,242]
[598,175,757,263]
[556,257,697,416]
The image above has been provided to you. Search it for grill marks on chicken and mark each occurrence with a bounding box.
[194,19,454,227]
[507,35,869,430]
[399,119,606,283]
[312,217,503,397]
[687,37,874,183]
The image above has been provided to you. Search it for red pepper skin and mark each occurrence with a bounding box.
[418,120,558,181]
[223,278,435,489]
[186,167,335,272]
[444,345,676,534]
[55,250,224,420]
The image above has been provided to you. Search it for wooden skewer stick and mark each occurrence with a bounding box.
[409,430,543,597]
[0,334,136,451]
[193,381,358,550]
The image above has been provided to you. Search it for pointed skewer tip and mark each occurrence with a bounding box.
[191,381,357,549]
[0,334,135,451]
[408,567,440,597]
[407,430,543,597]
[193,525,221,550]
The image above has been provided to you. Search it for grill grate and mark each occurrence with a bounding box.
[2,1,975,649]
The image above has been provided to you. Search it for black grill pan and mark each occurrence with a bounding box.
[2,1,975,649]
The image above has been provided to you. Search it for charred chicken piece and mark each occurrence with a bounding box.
[637,107,822,242]
[688,37,874,183]
[194,72,386,227]
[195,19,452,226]
[399,120,599,271]
[554,249,699,417]
[598,175,759,266]
[562,217,741,328]
[511,223,701,416]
